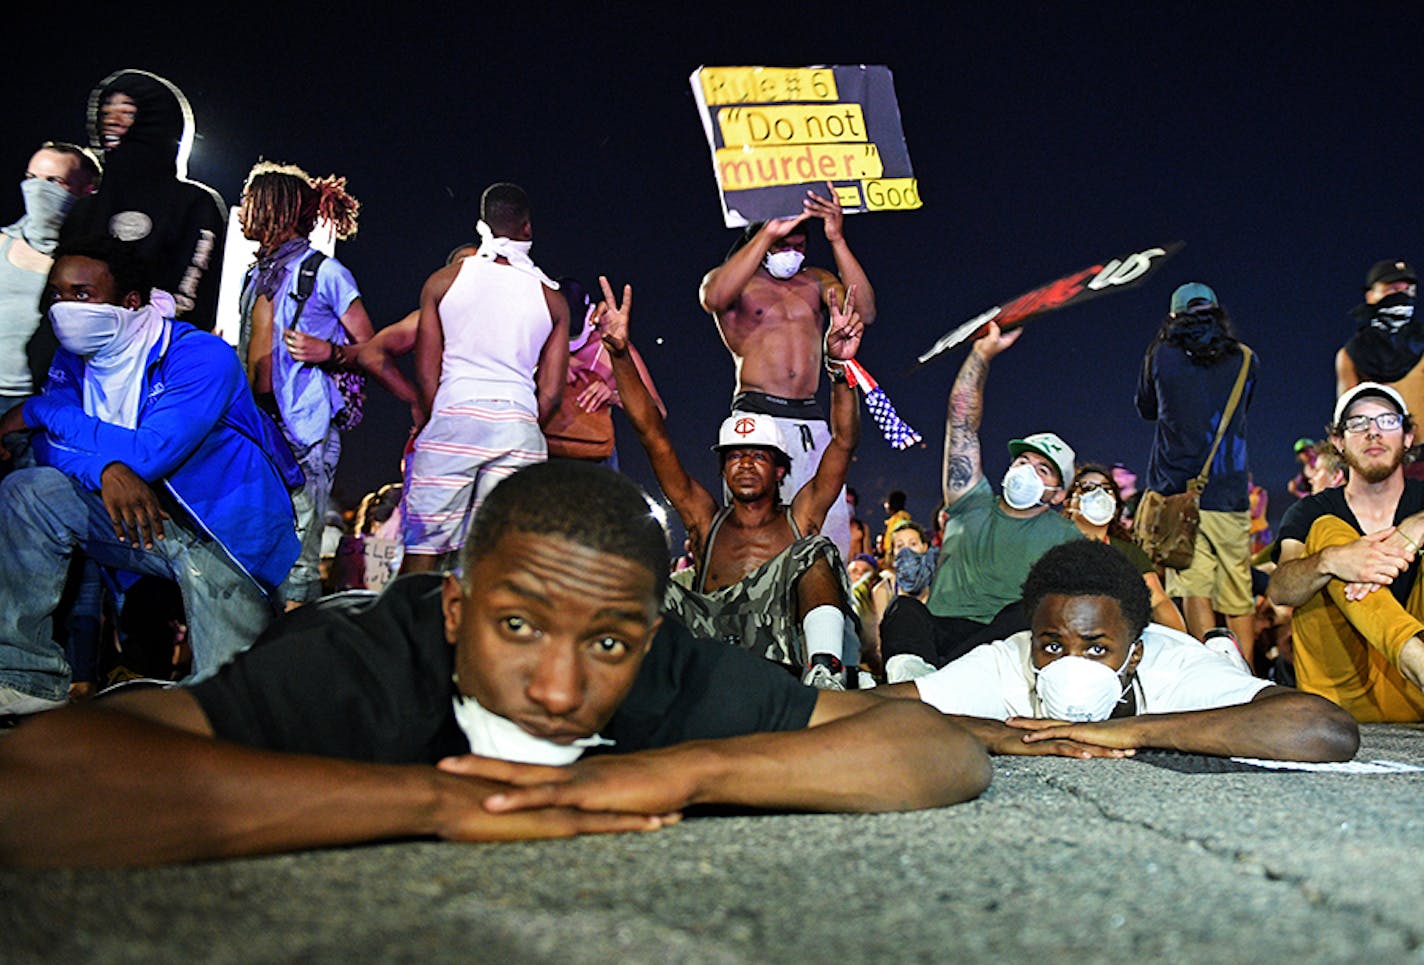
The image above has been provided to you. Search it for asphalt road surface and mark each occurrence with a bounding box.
[5,724,1422,963]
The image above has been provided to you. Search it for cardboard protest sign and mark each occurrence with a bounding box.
[690,65,919,227]
[334,534,402,592]
[912,242,1186,370]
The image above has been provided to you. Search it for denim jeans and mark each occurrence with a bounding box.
[280,423,341,604]
[0,394,36,480]
[0,467,274,701]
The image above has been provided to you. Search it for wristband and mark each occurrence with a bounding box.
[825,359,848,384]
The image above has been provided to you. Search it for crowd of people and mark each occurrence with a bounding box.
[1,67,1420,867]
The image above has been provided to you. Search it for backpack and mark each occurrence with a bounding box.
[291,252,366,431]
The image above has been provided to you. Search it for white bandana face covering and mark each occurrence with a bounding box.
[474,219,559,289]
[48,291,172,429]
[451,685,613,766]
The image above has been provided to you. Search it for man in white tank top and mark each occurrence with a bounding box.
[400,183,570,573]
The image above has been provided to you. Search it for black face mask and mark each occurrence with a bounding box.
[1345,292,1424,383]
[1165,309,1232,363]
[1351,291,1416,331]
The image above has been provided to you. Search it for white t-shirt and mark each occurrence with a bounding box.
[913,623,1270,720]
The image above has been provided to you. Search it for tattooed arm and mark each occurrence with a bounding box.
[942,322,1023,506]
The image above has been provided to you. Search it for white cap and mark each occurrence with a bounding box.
[1333,382,1410,426]
[714,411,789,462]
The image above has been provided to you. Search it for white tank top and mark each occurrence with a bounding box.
[434,257,553,415]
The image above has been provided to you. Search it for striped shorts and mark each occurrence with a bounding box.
[402,400,546,555]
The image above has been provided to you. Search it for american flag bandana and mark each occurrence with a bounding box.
[840,359,922,450]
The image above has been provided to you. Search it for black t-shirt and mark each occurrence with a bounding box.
[190,574,818,763]
[1275,478,1424,604]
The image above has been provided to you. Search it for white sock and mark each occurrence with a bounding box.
[885,653,936,683]
[802,605,844,664]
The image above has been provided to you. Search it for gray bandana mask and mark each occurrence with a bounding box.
[895,546,939,595]
[18,179,76,254]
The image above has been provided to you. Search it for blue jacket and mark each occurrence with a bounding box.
[25,319,299,592]
[1135,339,1257,513]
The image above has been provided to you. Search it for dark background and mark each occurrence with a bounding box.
[10,2,1423,542]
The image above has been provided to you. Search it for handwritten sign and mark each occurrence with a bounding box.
[690,65,920,227]
[334,534,402,592]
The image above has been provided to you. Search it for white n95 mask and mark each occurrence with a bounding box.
[764,249,804,279]
[1002,462,1047,510]
[1032,644,1138,722]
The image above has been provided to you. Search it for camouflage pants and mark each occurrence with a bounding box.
[663,534,857,669]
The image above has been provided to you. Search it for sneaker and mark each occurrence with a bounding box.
[802,653,846,690]
[0,685,67,717]
[857,670,879,690]
[885,653,936,683]
[1203,628,1252,675]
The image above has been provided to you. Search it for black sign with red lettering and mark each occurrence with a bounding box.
[912,242,1186,369]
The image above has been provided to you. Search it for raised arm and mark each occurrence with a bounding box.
[449,690,991,817]
[804,183,876,326]
[597,277,718,540]
[1011,686,1360,762]
[942,321,1022,505]
[699,214,810,314]
[793,286,862,531]
[534,287,571,428]
[0,690,665,868]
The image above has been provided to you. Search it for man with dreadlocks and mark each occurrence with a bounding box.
[237,161,377,607]
[699,183,876,559]
[399,182,570,574]
[1136,282,1260,666]
[59,69,226,331]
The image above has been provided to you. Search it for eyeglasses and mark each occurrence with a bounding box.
[1071,480,1113,494]
[1340,412,1405,434]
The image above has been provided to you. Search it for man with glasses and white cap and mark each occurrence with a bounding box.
[880,321,1082,682]
[1269,382,1424,721]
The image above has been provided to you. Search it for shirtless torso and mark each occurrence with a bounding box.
[712,267,839,398]
[698,503,804,592]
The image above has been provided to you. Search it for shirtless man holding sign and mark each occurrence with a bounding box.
[699,184,876,558]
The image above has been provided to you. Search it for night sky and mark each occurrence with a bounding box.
[11,4,1423,542]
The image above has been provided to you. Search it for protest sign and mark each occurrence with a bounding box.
[912,242,1186,370]
[334,534,402,592]
[690,65,919,227]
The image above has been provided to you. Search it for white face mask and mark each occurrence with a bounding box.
[1002,462,1048,510]
[451,688,612,766]
[48,301,126,358]
[1077,488,1117,527]
[764,249,805,279]
[1033,643,1138,721]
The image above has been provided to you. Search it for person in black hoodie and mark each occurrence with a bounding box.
[1335,259,1423,471]
[60,69,226,331]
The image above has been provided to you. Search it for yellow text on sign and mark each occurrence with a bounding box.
[717,104,868,147]
[716,144,883,190]
[862,178,922,211]
[698,67,838,105]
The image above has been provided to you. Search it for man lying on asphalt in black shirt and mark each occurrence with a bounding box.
[0,461,989,867]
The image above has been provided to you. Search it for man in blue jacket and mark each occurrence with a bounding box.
[0,239,298,715]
